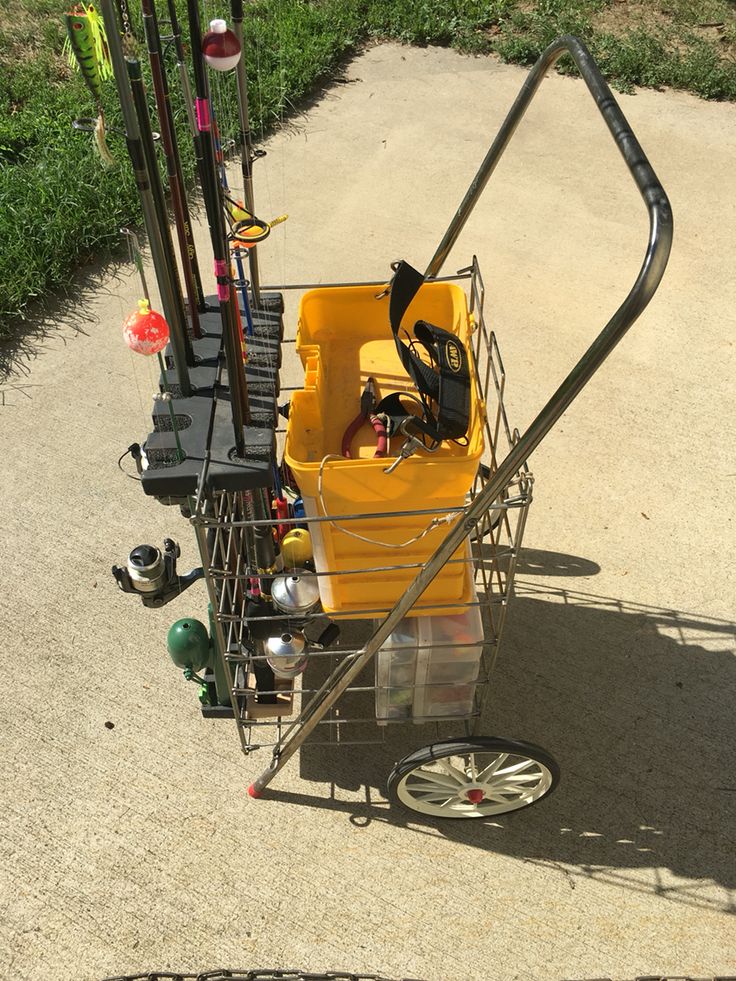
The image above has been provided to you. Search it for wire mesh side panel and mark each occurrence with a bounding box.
[465,256,533,725]
[192,490,251,755]
[193,258,532,754]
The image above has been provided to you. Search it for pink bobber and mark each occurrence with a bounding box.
[123,299,170,355]
[202,19,241,72]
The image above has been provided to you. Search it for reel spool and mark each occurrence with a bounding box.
[112,538,203,608]
[125,544,167,593]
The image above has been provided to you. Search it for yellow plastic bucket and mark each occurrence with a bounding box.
[284,282,484,617]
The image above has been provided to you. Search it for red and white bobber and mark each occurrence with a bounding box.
[202,19,241,71]
[122,299,170,355]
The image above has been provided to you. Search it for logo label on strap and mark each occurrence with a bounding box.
[445,339,463,373]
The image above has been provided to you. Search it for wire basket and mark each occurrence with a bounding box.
[191,258,532,756]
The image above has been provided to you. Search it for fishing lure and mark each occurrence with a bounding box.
[63,4,115,166]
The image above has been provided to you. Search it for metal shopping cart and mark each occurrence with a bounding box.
[189,255,542,818]
[111,34,672,819]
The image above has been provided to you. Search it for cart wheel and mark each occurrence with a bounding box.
[387,736,559,819]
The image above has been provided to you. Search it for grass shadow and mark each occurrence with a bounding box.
[0,247,130,390]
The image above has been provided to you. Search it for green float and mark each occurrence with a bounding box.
[166,618,211,673]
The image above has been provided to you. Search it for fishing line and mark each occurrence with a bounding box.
[102,0,194,395]
[127,325,149,428]
[209,94,255,337]
[230,0,262,307]
[251,11,275,242]
[202,0,256,361]
[277,0,287,287]
[197,2,285,491]
[121,226,184,460]
[121,230,154,426]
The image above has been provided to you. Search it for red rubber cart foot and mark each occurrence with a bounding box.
[247,784,262,799]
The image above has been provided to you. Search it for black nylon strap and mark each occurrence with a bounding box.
[388,261,471,442]
[374,392,439,442]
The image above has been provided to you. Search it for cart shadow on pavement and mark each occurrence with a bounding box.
[262,550,736,917]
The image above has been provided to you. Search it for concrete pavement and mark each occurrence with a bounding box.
[1,43,734,980]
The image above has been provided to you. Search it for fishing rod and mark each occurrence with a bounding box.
[197,13,287,582]
[187,0,251,448]
[164,0,198,143]
[230,0,262,309]
[209,105,255,338]
[99,0,192,396]
[209,88,273,341]
[126,56,195,364]
[207,99,287,337]
[163,0,220,305]
[141,0,206,324]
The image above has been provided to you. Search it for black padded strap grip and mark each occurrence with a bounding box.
[388,261,471,442]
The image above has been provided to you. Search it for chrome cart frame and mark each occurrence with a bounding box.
[188,36,672,814]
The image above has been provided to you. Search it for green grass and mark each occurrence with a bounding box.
[1,0,735,334]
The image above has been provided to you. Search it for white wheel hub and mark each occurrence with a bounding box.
[395,749,555,818]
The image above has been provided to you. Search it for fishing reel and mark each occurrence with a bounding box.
[112,538,203,608]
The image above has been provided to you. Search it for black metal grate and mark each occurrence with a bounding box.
[102,971,426,981]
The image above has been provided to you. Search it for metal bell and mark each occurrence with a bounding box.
[270,570,320,615]
[266,631,308,679]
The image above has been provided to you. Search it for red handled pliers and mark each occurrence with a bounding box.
[341,377,389,459]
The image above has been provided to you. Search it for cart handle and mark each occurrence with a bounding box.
[249,36,673,796]
[425,33,672,282]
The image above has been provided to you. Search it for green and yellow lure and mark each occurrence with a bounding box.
[63,4,115,166]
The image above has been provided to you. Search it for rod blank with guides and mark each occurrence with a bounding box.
[142,0,206,323]
[98,0,192,396]
[187,0,251,449]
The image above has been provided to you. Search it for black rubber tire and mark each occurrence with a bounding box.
[387,735,560,819]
